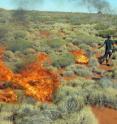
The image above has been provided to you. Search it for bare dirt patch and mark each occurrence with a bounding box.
[92,106,117,124]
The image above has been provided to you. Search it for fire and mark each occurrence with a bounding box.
[71,50,89,64]
[0,88,17,103]
[0,50,59,103]
[0,48,13,82]
[15,53,59,102]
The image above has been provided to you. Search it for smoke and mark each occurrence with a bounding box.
[11,0,43,10]
[80,0,111,13]
[9,0,113,24]
[10,0,43,26]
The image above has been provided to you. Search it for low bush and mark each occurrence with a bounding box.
[98,29,117,37]
[79,43,92,52]
[62,70,74,77]
[42,105,62,121]
[0,25,9,41]
[6,39,32,52]
[98,78,113,88]
[112,70,117,79]
[53,86,79,103]
[66,77,96,89]
[112,52,117,60]
[50,52,75,68]
[94,23,109,30]
[52,107,98,124]
[13,30,28,41]
[0,103,19,112]
[4,50,16,62]
[58,95,84,114]
[47,38,66,49]
[32,40,51,52]
[86,88,117,109]
[74,65,92,77]
[72,33,101,46]
[89,57,99,68]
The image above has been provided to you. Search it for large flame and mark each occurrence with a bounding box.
[14,53,59,102]
[0,49,59,103]
[71,50,89,64]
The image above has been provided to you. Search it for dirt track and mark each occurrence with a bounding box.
[92,106,117,124]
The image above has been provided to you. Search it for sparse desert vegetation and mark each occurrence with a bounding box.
[0,8,117,124]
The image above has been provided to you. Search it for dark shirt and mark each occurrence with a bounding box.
[104,40,113,51]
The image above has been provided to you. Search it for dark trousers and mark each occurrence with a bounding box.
[99,50,112,64]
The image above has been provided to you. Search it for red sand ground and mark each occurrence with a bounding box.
[92,106,117,124]
[39,31,50,38]
[92,49,117,124]
[99,64,112,71]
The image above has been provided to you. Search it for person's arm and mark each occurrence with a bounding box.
[98,41,105,49]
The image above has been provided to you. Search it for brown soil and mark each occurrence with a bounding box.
[99,64,112,71]
[39,31,50,38]
[92,106,117,124]
[63,75,77,81]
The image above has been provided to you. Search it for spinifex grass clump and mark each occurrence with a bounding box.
[50,52,75,68]
[58,95,85,114]
[86,88,117,109]
[52,107,98,124]
[47,38,67,49]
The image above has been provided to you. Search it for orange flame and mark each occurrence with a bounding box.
[0,48,13,81]
[0,89,17,103]
[71,50,89,64]
[15,53,59,102]
[0,50,59,103]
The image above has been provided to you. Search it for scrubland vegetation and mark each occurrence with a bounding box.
[0,8,117,124]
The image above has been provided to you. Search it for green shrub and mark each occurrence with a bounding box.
[67,77,95,88]
[98,29,117,37]
[0,25,9,41]
[14,30,28,40]
[111,61,117,79]
[47,38,66,49]
[4,50,16,62]
[0,103,19,112]
[87,88,117,109]
[112,52,117,60]
[62,70,74,77]
[52,107,98,124]
[79,43,92,51]
[23,48,36,55]
[6,39,32,52]
[72,33,101,46]
[94,23,109,30]
[50,52,75,68]
[58,95,84,114]
[112,70,117,79]
[14,103,61,124]
[89,57,99,68]
[54,86,79,103]
[42,105,62,121]
[74,65,92,77]
[32,40,51,52]
[98,78,113,88]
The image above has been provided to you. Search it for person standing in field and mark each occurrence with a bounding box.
[99,35,115,66]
